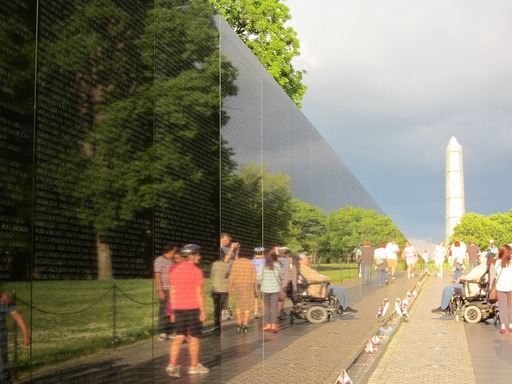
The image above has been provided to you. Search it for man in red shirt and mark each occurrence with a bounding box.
[166,244,208,378]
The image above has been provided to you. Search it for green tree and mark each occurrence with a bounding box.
[209,0,307,106]
[452,211,512,249]
[43,0,238,278]
[325,207,405,262]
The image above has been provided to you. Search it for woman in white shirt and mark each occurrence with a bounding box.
[490,245,512,333]
[433,241,448,278]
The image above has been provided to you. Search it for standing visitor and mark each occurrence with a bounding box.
[403,242,417,278]
[360,241,375,285]
[166,244,208,378]
[373,242,388,285]
[258,251,283,333]
[277,247,297,319]
[421,249,431,275]
[251,247,265,318]
[210,251,232,335]
[433,241,448,277]
[467,239,481,270]
[384,239,400,281]
[154,246,177,341]
[220,233,240,277]
[490,245,512,333]
[228,252,258,334]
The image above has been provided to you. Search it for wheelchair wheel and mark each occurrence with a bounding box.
[463,305,482,324]
[306,306,328,323]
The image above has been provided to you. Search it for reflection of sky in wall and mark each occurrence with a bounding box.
[218,17,383,216]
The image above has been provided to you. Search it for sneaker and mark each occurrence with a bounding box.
[358,273,362,278]
[431,307,446,314]
[166,364,180,378]
[189,363,209,375]
[158,333,168,341]
[344,306,358,313]
[411,273,415,277]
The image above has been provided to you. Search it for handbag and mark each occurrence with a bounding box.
[272,269,286,301]
[489,265,502,304]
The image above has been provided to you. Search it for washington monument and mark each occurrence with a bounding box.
[446,136,465,241]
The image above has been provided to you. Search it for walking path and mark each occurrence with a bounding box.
[17,270,512,383]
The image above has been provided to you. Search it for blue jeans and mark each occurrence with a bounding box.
[361,264,372,285]
[329,285,347,309]
[377,269,388,285]
[440,284,463,309]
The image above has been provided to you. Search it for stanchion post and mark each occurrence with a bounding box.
[112,282,117,350]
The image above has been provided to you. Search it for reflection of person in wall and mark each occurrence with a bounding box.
[154,246,177,341]
[166,244,209,378]
[277,247,297,319]
[298,254,358,314]
[1,291,30,383]
[384,239,400,281]
[220,233,239,274]
[210,251,232,335]
[251,247,265,318]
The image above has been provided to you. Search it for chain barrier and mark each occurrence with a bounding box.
[9,281,157,378]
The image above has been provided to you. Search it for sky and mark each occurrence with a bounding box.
[286,0,512,250]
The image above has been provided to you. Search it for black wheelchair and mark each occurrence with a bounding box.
[289,275,340,324]
[448,276,499,324]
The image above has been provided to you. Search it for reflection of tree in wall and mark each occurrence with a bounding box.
[0,2,37,279]
[221,163,292,251]
[43,0,238,278]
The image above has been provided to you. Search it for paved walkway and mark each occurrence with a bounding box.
[16,270,512,383]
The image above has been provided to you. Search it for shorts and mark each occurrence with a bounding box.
[173,309,202,338]
[387,259,398,269]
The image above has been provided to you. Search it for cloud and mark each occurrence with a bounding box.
[287,0,512,242]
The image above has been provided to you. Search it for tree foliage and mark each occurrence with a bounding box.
[209,0,307,106]
[451,211,512,250]
[324,207,406,262]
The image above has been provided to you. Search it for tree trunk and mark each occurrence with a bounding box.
[97,234,113,280]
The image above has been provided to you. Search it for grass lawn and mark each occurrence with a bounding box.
[3,261,408,376]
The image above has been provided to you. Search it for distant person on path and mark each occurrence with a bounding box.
[373,242,388,285]
[355,245,362,278]
[277,247,297,319]
[228,252,258,334]
[486,240,498,264]
[431,254,487,314]
[210,251,232,335]
[258,251,283,333]
[467,239,481,270]
[403,242,418,278]
[251,247,265,318]
[451,240,466,283]
[154,246,177,341]
[360,241,375,285]
[433,241,448,277]
[490,245,512,333]
[421,249,431,275]
[384,240,400,281]
[0,291,30,383]
[166,244,208,378]
[298,254,358,314]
